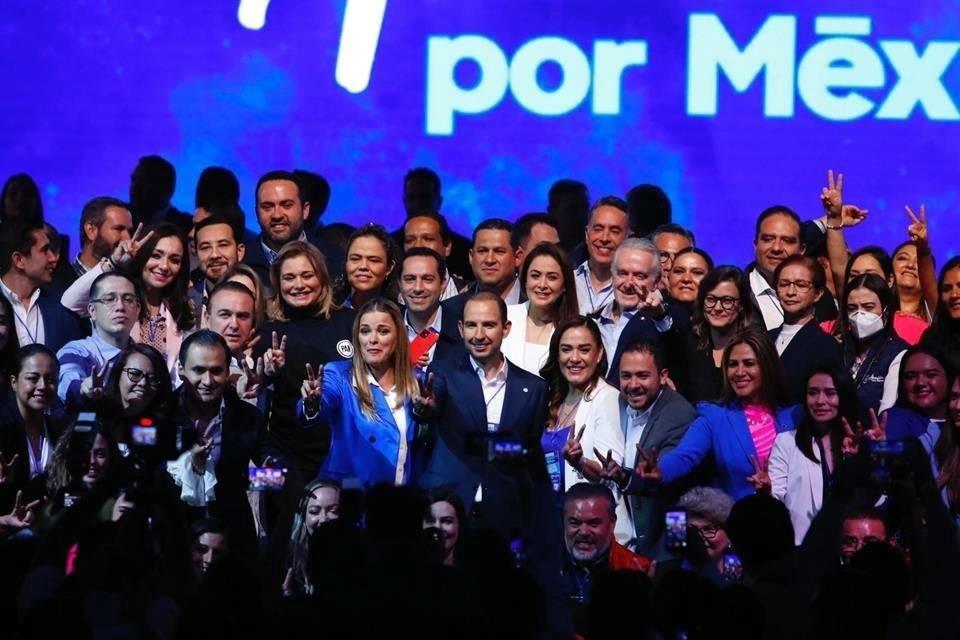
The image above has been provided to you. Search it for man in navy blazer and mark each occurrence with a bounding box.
[399,248,465,367]
[0,218,84,353]
[417,291,555,555]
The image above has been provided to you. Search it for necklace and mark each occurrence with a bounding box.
[554,396,583,430]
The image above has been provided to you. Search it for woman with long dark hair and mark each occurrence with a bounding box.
[0,294,21,396]
[61,223,196,377]
[94,343,173,450]
[921,256,960,375]
[769,364,859,543]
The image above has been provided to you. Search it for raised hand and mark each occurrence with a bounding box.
[0,491,43,530]
[634,445,662,481]
[562,425,587,468]
[636,287,668,319]
[746,454,771,494]
[237,356,266,400]
[904,204,929,251]
[864,408,888,442]
[300,363,324,415]
[190,437,215,475]
[820,169,844,219]
[0,452,19,485]
[841,204,869,228]
[242,333,262,358]
[412,371,436,413]
[841,417,864,457]
[110,223,155,268]
[594,448,627,485]
[80,362,108,400]
[263,332,288,377]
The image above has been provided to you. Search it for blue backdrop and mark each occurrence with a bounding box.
[2,0,958,265]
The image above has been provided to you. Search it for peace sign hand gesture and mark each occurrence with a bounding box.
[237,356,266,400]
[412,372,436,414]
[110,223,155,269]
[594,448,627,486]
[820,170,844,219]
[904,204,929,252]
[864,408,888,442]
[263,332,288,377]
[300,364,324,415]
[633,445,663,481]
[841,417,864,458]
[0,451,19,485]
[0,491,43,531]
[80,362,108,400]
[562,425,587,468]
[746,454,771,493]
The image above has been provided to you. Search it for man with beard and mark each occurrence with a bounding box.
[73,197,133,278]
[56,272,139,409]
[193,215,245,326]
[561,483,651,635]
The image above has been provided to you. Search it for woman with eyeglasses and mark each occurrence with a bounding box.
[677,486,740,582]
[676,266,760,403]
[769,255,842,403]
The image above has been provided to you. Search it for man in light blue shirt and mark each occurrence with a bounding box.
[574,196,630,315]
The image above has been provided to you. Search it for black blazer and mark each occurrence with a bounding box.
[0,393,69,511]
[441,281,527,323]
[675,332,724,404]
[604,299,689,388]
[38,286,85,353]
[403,302,466,366]
[769,322,843,404]
[242,231,346,288]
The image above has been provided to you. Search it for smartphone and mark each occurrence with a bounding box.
[131,425,157,446]
[248,467,287,491]
[665,509,688,552]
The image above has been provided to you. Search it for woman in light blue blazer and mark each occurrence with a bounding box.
[769,364,860,544]
[298,299,423,487]
[637,329,803,500]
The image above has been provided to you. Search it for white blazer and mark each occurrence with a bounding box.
[501,302,554,376]
[769,430,826,545]
[555,378,633,544]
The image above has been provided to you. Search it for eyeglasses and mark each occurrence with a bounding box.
[776,279,814,292]
[840,535,883,549]
[659,251,678,264]
[693,524,720,540]
[122,368,162,387]
[703,295,739,310]
[91,294,139,307]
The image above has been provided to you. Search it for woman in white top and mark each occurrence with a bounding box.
[769,364,861,544]
[539,316,631,542]
[61,223,196,378]
[501,243,578,375]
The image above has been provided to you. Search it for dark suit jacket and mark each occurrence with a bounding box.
[622,387,697,557]
[38,286,85,353]
[604,300,689,388]
[242,231,346,291]
[442,281,527,323]
[769,322,842,404]
[432,302,467,365]
[0,392,69,511]
[419,354,554,539]
[745,263,839,326]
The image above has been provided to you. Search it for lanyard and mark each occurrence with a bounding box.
[25,422,50,478]
[579,268,612,314]
[14,307,40,345]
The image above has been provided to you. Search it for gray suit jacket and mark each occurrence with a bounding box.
[622,386,696,557]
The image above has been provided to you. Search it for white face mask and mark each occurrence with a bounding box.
[849,310,885,339]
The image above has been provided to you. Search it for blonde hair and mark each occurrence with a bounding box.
[268,241,337,321]
[350,299,417,418]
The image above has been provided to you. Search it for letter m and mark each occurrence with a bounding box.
[687,14,797,117]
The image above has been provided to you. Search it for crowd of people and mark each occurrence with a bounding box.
[0,159,958,639]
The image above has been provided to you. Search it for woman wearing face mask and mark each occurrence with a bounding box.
[298,299,423,487]
[423,487,465,567]
[0,345,66,512]
[502,244,579,376]
[769,365,859,543]
[678,266,760,403]
[283,478,341,596]
[333,223,399,309]
[838,274,908,421]
[921,257,960,376]
[61,223,197,377]
[769,255,842,403]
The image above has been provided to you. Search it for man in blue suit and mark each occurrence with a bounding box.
[0,218,84,353]
[417,291,555,553]
[399,247,465,368]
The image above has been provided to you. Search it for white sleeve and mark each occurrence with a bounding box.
[61,262,106,316]
[768,432,791,502]
[878,350,907,413]
[585,386,625,466]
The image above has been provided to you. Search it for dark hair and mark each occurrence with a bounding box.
[464,291,508,325]
[195,166,240,210]
[546,179,590,251]
[191,517,229,541]
[126,223,195,331]
[179,329,231,367]
[519,243,578,325]
[754,205,802,242]
[207,279,256,311]
[293,170,331,222]
[895,343,952,411]
[619,338,667,373]
[589,195,629,222]
[46,421,120,496]
[719,329,788,411]
[0,217,45,274]
[541,316,608,426]
[625,184,671,237]
[935,370,960,508]
[844,246,893,286]
[404,211,453,246]
[402,247,447,281]
[795,364,858,464]
[773,254,827,292]
[925,257,960,344]
[404,167,441,195]
[255,170,303,204]
[471,218,516,249]
[194,214,244,245]
[426,486,467,527]
[564,482,616,517]
[1,173,43,223]
[335,222,400,304]
[649,223,695,247]
[78,196,129,249]
[101,344,173,417]
[691,266,757,350]
[672,246,714,271]
[726,494,795,574]
[837,273,897,349]
[136,156,176,198]
[512,213,558,250]
[13,343,58,375]
[0,296,20,381]
[842,505,888,530]
[89,271,140,302]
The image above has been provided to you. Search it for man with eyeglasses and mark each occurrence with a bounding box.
[56,272,140,409]
[649,223,694,289]
[839,506,893,565]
